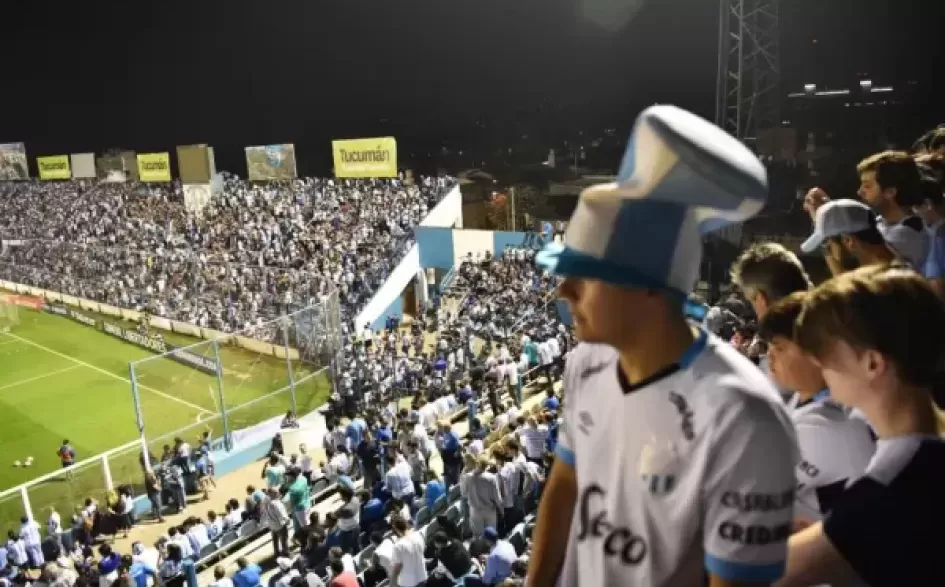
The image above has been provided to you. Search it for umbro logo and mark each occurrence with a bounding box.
[579,362,611,381]
[577,411,594,435]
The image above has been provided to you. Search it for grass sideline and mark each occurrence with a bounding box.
[0,303,331,533]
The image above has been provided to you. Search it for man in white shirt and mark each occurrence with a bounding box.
[528,105,797,586]
[389,515,427,587]
[757,292,875,526]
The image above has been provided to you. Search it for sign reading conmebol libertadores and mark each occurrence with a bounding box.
[332,137,397,178]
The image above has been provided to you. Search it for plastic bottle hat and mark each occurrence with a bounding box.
[537,104,768,298]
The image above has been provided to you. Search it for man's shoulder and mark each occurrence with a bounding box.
[565,342,618,382]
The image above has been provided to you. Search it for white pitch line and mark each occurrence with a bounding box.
[0,365,81,392]
[0,331,213,415]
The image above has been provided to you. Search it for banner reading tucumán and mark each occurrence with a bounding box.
[332,137,397,178]
[37,155,72,180]
[0,142,29,180]
[137,152,171,182]
[245,144,297,181]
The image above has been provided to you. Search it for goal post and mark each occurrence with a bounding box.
[0,297,18,332]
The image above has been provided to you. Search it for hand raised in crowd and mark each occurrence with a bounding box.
[802,187,830,220]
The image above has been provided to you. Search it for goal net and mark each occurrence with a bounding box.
[0,297,19,332]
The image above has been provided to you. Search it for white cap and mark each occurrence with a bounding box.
[801,199,874,253]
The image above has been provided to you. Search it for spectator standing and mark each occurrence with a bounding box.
[259,488,291,558]
[461,456,502,536]
[389,515,427,587]
[856,151,929,269]
[284,468,311,533]
[778,266,945,586]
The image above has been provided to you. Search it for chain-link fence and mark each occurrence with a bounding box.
[130,294,341,463]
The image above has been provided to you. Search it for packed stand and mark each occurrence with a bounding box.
[0,174,455,333]
[447,247,560,343]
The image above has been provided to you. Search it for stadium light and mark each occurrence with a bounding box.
[860,79,873,92]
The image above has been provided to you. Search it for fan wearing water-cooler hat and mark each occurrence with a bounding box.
[536,104,767,297]
[527,107,797,587]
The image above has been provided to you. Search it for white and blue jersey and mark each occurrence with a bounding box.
[790,391,875,522]
[555,330,798,586]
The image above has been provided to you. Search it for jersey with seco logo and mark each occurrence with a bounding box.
[554,331,798,586]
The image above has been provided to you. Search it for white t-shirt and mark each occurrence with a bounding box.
[391,530,428,587]
[790,393,875,522]
[555,332,798,586]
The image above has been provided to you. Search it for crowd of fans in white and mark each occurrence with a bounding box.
[0,174,453,333]
[4,124,945,587]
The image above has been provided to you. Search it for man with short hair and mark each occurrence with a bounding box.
[801,199,899,274]
[757,292,875,529]
[389,515,427,587]
[856,150,929,268]
[777,265,945,587]
[527,106,797,586]
[729,242,812,319]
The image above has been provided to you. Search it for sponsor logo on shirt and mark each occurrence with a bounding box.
[638,438,680,496]
[720,490,794,513]
[667,391,695,441]
[577,411,594,436]
[717,521,791,545]
[798,459,820,478]
[577,484,648,565]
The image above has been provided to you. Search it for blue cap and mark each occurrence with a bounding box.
[483,526,499,541]
[536,105,767,297]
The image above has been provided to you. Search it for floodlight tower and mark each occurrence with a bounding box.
[714,0,781,143]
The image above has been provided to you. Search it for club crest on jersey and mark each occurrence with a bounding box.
[639,438,680,496]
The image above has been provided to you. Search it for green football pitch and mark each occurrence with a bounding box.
[0,305,330,531]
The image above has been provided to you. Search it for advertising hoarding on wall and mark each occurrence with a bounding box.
[332,137,398,178]
[0,142,29,180]
[176,144,212,184]
[245,144,297,181]
[37,155,72,180]
[70,153,96,178]
[137,152,172,182]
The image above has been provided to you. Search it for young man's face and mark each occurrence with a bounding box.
[815,340,872,407]
[858,170,894,213]
[557,277,649,346]
[767,335,823,393]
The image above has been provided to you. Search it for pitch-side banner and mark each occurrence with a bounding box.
[37,155,72,180]
[245,144,297,181]
[332,137,398,178]
[137,152,171,182]
[70,153,96,178]
[0,142,29,180]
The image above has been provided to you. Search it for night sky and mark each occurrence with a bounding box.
[3,0,942,172]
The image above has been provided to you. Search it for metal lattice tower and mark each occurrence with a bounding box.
[714,0,781,143]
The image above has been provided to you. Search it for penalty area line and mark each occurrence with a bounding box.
[0,330,214,417]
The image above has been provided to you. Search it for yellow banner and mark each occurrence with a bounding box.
[37,155,71,180]
[332,137,397,178]
[137,152,171,182]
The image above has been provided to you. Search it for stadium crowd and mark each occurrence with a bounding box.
[0,174,454,333]
[2,119,945,587]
